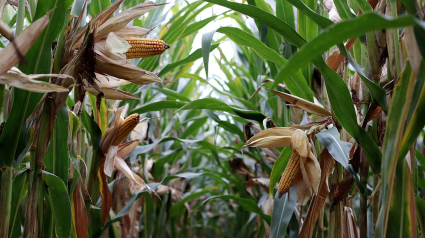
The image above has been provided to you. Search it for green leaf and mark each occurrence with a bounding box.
[275,13,423,87]
[199,195,271,225]
[180,116,208,138]
[334,0,356,19]
[180,15,218,39]
[416,195,425,236]
[316,60,382,174]
[316,127,367,194]
[89,0,111,17]
[179,98,267,123]
[8,169,28,235]
[216,27,313,101]
[0,0,73,168]
[81,109,102,151]
[42,171,72,238]
[285,0,389,112]
[269,147,292,195]
[158,44,220,77]
[202,29,218,79]
[152,87,191,102]
[399,60,425,160]
[270,187,297,238]
[130,100,187,114]
[45,106,69,185]
[203,0,306,47]
[376,62,417,238]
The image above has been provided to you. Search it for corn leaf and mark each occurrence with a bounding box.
[270,186,297,238]
[42,171,72,238]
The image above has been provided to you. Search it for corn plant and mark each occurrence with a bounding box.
[0,0,425,237]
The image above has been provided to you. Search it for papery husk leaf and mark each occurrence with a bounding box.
[95,1,161,41]
[294,172,312,205]
[343,207,360,238]
[109,26,153,38]
[114,156,152,191]
[299,149,335,238]
[117,140,139,158]
[272,90,331,117]
[0,13,50,76]
[67,0,124,55]
[95,57,161,85]
[244,136,292,149]
[104,32,131,54]
[85,86,139,100]
[104,146,118,177]
[95,73,130,87]
[99,163,113,225]
[290,129,310,157]
[290,117,331,130]
[0,71,69,93]
[130,120,148,141]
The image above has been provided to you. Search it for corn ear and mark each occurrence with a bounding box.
[112,114,140,146]
[278,152,300,198]
[124,38,170,59]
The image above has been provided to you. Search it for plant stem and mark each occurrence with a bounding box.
[16,0,26,35]
[359,151,369,238]
[0,167,13,237]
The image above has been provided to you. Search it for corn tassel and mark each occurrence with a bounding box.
[124,38,170,59]
[112,114,140,146]
[278,151,301,198]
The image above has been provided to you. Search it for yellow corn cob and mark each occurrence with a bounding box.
[124,38,170,59]
[112,114,140,146]
[278,152,300,198]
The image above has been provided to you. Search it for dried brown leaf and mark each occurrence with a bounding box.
[343,207,359,238]
[361,103,382,128]
[0,68,70,93]
[326,38,357,70]
[72,180,89,238]
[99,162,113,225]
[271,90,332,117]
[243,127,295,149]
[95,57,161,85]
[85,86,139,100]
[95,1,161,41]
[0,12,50,76]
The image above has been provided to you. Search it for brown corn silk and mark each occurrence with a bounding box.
[124,38,170,59]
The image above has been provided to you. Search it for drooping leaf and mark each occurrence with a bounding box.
[270,186,297,238]
[316,127,367,194]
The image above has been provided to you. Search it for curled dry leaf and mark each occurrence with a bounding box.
[95,1,162,41]
[271,90,332,117]
[325,38,356,70]
[95,57,162,85]
[0,12,50,76]
[243,127,295,149]
[85,86,139,100]
[343,207,360,238]
[0,67,69,93]
[290,117,332,130]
